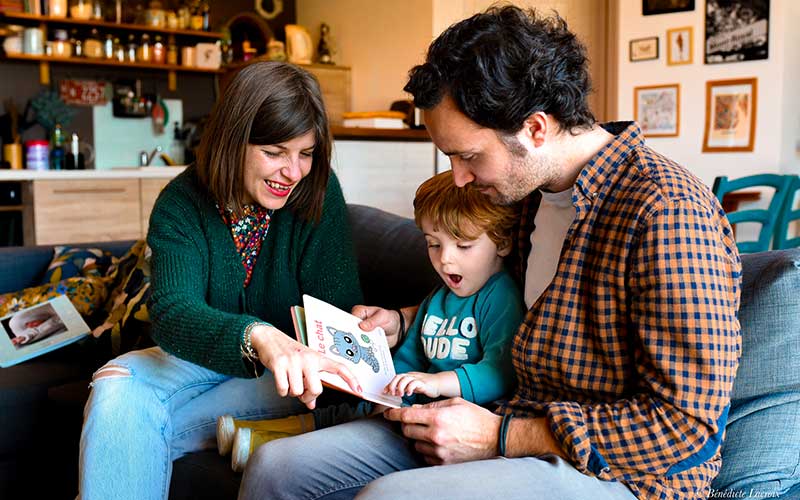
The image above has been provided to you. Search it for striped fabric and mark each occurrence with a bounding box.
[498,122,742,500]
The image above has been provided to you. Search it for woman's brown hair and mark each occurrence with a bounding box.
[195,61,332,221]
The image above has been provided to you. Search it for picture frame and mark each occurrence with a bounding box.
[703,77,757,152]
[666,26,693,65]
[643,0,695,15]
[629,37,659,62]
[705,0,769,64]
[634,84,680,137]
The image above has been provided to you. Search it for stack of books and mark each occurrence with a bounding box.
[342,111,407,129]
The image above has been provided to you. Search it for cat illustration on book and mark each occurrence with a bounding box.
[327,326,380,373]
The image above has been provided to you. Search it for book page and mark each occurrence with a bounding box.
[301,295,402,408]
[0,295,90,368]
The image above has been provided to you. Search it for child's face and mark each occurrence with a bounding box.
[421,217,509,298]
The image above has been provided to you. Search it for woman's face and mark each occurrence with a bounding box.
[242,130,316,210]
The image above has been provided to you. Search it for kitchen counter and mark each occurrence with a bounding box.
[0,166,187,181]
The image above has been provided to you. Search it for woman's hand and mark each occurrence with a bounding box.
[352,305,418,348]
[250,324,362,409]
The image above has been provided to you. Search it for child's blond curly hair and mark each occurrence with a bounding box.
[413,171,519,250]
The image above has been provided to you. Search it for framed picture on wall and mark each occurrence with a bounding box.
[629,37,659,62]
[703,78,757,152]
[666,27,693,65]
[634,84,680,137]
[705,0,769,64]
[643,0,695,15]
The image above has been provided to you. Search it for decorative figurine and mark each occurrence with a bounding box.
[317,23,334,64]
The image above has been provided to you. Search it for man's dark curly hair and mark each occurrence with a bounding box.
[404,5,595,134]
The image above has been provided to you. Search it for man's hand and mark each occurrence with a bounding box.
[251,324,362,410]
[383,398,502,465]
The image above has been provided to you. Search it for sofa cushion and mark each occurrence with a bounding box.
[347,204,440,309]
[41,246,114,284]
[713,248,800,496]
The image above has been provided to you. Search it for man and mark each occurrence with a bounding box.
[238,7,741,500]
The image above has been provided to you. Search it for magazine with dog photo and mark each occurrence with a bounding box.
[0,295,90,368]
[291,295,402,408]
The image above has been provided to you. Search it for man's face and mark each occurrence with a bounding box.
[424,95,559,205]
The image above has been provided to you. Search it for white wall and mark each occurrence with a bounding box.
[432,0,610,120]
[297,0,433,112]
[616,0,797,186]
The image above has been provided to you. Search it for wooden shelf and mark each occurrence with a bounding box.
[330,126,430,142]
[3,53,223,73]
[0,205,23,212]
[0,12,222,39]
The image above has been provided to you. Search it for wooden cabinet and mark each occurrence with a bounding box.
[139,178,172,237]
[13,174,176,246]
[25,179,141,245]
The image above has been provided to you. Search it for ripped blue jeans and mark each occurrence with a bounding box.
[78,346,305,500]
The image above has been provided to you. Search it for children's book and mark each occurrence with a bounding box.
[0,295,90,368]
[291,295,402,408]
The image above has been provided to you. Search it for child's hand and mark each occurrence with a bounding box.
[385,372,441,399]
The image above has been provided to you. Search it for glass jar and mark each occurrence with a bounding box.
[177,7,190,29]
[52,29,72,58]
[49,0,67,17]
[166,10,178,29]
[152,35,165,64]
[137,33,152,63]
[69,0,93,20]
[83,28,103,58]
[25,140,50,171]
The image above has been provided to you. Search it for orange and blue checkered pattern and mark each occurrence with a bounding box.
[498,122,742,500]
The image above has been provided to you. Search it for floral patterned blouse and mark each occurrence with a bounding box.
[218,204,273,287]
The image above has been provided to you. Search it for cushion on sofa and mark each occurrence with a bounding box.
[347,204,440,308]
[712,248,800,497]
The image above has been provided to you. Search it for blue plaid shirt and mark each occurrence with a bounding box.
[498,122,742,500]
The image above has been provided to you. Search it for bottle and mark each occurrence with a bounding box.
[137,33,151,62]
[126,34,137,62]
[69,29,82,57]
[104,33,114,59]
[201,1,210,31]
[166,35,178,65]
[152,34,165,64]
[114,37,125,61]
[170,121,185,165]
[65,133,85,170]
[50,124,66,170]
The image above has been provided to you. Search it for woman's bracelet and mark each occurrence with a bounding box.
[241,321,268,362]
[498,413,514,457]
[393,309,406,345]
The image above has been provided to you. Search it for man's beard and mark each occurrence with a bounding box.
[484,137,558,206]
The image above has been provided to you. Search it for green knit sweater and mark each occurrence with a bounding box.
[146,166,364,378]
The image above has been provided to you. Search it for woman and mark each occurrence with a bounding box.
[78,61,363,500]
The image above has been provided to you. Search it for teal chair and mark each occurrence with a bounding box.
[773,175,800,249]
[712,174,794,253]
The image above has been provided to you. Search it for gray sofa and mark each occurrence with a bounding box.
[0,204,798,499]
